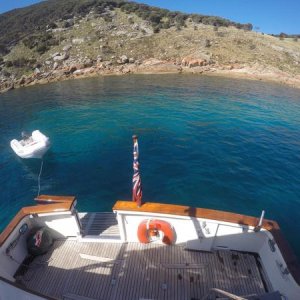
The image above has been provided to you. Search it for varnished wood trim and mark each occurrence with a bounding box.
[34,194,76,203]
[0,195,76,247]
[113,201,277,229]
[113,200,300,285]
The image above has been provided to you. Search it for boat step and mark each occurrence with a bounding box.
[78,212,120,239]
[78,235,122,243]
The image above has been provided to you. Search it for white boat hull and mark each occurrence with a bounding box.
[0,196,299,299]
[10,130,50,159]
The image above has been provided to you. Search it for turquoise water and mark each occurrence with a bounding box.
[1,74,300,256]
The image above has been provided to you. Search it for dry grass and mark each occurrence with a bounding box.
[3,9,300,76]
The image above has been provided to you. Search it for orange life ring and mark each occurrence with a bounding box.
[137,219,175,245]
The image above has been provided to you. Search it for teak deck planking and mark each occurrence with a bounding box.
[20,240,267,300]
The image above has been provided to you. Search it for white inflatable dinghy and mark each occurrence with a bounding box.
[10,130,50,159]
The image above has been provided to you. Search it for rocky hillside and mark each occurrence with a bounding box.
[0,0,300,92]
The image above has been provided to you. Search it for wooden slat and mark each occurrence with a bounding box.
[78,212,120,238]
[22,240,266,300]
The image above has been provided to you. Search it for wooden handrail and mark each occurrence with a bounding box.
[113,200,300,286]
[34,195,76,204]
[113,201,277,229]
[0,195,76,247]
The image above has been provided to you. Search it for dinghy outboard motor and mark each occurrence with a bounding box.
[21,131,31,140]
[27,227,53,256]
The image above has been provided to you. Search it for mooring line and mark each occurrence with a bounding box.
[37,159,44,196]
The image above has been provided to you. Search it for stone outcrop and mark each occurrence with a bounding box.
[119,55,129,64]
[2,57,300,94]
[72,38,85,45]
[53,53,69,62]
[63,44,72,52]
[181,56,208,68]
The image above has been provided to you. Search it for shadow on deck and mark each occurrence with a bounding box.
[78,212,120,240]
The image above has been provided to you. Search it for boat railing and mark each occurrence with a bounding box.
[0,195,77,247]
[113,200,300,286]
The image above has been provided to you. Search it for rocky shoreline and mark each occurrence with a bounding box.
[1,57,300,94]
[1,1,300,94]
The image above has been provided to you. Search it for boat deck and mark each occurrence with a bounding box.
[17,239,267,300]
[78,212,121,240]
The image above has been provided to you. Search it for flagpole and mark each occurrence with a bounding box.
[132,135,142,207]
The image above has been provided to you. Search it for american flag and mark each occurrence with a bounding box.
[132,135,142,207]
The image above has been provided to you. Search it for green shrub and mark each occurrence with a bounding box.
[23,32,58,52]
[0,44,8,55]
[0,0,254,51]
[205,39,211,47]
[128,17,134,24]
[2,70,11,77]
[47,22,57,29]
[63,21,72,28]
[176,24,181,31]
[103,15,112,22]
[23,37,35,49]
[153,25,161,33]
[148,13,161,25]
[162,21,171,29]
[36,43,49,54]
[243,23,253,31]
[175,15,186,27]
[5,61,13,67]
[279,32,287,40]
[12,57,27,67]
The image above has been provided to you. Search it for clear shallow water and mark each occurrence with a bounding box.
[1,74,300,256]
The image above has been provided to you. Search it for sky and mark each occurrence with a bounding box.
[0,0,299,34]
